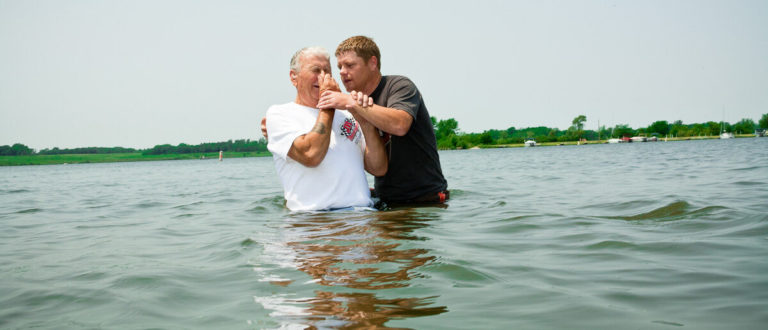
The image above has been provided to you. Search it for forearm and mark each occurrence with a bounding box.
[288,109,335,167]
[351,104,413,137]
[360,121,388,176]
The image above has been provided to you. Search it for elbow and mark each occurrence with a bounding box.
[303,158,322,168]
[390,121,411,137]
[304,152,326,167]
[387,109,413,136]
[370,165,387,177]
[369,158,388,176]
[295,151,327,168]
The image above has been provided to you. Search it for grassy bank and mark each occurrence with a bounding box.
[0,151,271,166]
[476,134,758,149]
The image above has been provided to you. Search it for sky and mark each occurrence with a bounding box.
[1,0,767,150]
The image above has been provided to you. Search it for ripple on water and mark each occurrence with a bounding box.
[172,213,209,219]
[171,201,204,209]
[732,180,766,186]
[1,188,32,194]
[425,261,497,288]
[247,195,287,213]
[15,208,43,214]
[603,200,728,222]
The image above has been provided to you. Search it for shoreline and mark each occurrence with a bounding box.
[0,151,272,166]
[2,134,761,166]
[452,134,760,150]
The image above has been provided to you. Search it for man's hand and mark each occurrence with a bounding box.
[350,90,374,108]
[318,73,340,95]
[317,90,374,111]
[347,91,374,125]
[261,117,268,140]
[316,91,351,110]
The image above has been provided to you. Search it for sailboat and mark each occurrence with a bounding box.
[719,121,734,139]
[719,108,734,139]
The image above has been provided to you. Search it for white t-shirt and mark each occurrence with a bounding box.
[266,102,372,211]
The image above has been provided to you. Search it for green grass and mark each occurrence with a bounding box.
[0,152,272,166]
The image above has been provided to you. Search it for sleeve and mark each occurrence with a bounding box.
[385,76,421,119]
[266,105,305,161]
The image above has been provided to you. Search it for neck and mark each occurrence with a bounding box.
[294,96,317,108]
[362,72,383,95]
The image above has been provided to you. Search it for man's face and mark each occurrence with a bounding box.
[337,51,376,92]
[291,54,332,107]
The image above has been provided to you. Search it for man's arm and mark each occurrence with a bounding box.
[263,74,341,142]
[347,92,387,176]
[285,73,340,167]
[287,109,334,167]
[317,91,413,136]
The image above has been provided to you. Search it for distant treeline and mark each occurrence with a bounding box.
[141,139,267,155]
[433,113,768,149]
[39,146,138,155]
[3,113,767,154]
[1,139,267,156]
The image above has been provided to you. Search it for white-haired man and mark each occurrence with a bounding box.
[265,46,387,211]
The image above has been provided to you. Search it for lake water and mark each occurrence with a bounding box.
[1,138,767,329]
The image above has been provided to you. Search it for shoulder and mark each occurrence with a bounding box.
[267,102,314,119]
[383,75,419,94]
[267,102,296,115]
[383,75,415,87]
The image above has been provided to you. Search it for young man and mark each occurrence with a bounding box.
[316,36,448,206]
[265,46,387,211]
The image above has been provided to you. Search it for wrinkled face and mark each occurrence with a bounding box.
[336,51,377,93]
[291,54,332,107]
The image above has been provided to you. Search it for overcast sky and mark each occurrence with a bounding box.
[1,0,766,150]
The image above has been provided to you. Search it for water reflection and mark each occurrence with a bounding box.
[256,208,447,328]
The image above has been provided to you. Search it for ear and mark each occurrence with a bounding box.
[290,70,298,86]
[368,56,378,71]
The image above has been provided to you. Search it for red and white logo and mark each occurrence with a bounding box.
[340,117,361,143]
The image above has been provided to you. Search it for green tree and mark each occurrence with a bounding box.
[648,120,670,136]
[733,118,755,134]
[572,115,587,131]
[705,121,722,136]
[759,113,768,129]
[669,120,685,137]
[435,118,458,140]
[571,115,587,139]
[479,131,493,145]
[2,143,34,155]
[613,124,634,138]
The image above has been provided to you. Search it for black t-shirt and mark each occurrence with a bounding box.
[369,75,447,202]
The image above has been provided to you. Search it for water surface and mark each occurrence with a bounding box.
[1,138,767,329]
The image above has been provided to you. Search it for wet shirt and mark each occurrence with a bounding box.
[266,102,372,211]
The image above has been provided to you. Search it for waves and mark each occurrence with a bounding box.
[2,141,767,328]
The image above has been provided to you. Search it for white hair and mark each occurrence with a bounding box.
[290,46,330,72]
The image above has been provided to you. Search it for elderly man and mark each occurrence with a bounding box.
[265,46,387,211]
[316,36,448,206]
